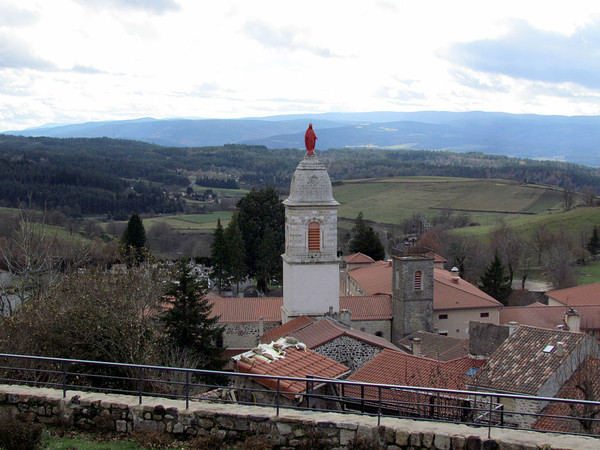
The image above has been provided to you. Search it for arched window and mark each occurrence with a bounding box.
[414,270,422,290]
[308,222,320,251]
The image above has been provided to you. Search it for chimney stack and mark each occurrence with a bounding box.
[556,341,565,357]
[508,321,518,336]
[338,309,352,327]
[412,337,422,357]
[564,308,581,333]
[450,267,459,283]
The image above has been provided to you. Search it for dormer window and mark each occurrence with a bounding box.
[414,270,422,290]
[308,222,320,251]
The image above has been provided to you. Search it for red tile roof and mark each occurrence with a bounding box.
[348,349,482,390]
[209,296,283,323]
[339,295,392,320]
[546,282,600,307]
[260,316,316,344]
[434,268,502,310]
[233,341,350,399]
[280,317,400,351]
[398,331,469,361]
[501,304,600,332]
[344,252,375,264]
[346,264,501,311]
[470,325,597,395]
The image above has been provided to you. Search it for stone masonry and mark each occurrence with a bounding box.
[0,385,597,449]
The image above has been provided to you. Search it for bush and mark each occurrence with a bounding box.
[0,414,44,450]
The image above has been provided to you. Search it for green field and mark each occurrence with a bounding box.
[144,211,233,233]
[333,177,566,227]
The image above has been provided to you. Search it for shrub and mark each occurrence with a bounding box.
[0,414,44,450]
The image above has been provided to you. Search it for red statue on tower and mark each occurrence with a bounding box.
[304,123,317,155]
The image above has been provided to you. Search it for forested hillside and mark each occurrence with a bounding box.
[1,134,599,218]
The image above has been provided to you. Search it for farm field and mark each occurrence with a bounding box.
[332,177,566,226]
[143,211,233,233]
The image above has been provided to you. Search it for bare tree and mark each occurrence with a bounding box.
[582,186,598,207]
[563,188,576,211]
[545,232,576,289]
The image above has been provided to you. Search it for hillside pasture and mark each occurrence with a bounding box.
[333,177,565,226]
[144,211,233,233]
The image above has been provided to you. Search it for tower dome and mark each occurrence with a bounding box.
[284,154,339,206]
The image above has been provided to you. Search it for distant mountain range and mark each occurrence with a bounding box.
[5,111,600,167]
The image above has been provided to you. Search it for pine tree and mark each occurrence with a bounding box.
[587,226,600,260]
[120,213,147,264]
[479,249,513,306]
[349,212,386,261]
[161,261,225,370]
[210,219,229,293]
[224,213,246,294]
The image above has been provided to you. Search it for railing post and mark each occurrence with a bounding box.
[138,367,143,405]
[185,371,190,410]
[377,386,382,426]
[62,361,67,398]
[276,378,280,416]
[488,396,493,439]
[306,375,312,409]
[361,384,365,414]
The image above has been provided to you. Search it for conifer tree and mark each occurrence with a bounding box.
[224,213,246,294]
[161,260,225,371]
[210,219,229,293]
[479,248,513,306]
[349,212,386,261]
[120,213,148,264]
[587,226,600,260]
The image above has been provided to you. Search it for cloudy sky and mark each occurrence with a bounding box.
[2,0,600,131]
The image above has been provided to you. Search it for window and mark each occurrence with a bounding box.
[414,271,422,290]
[308,222,320,251]
[438,314,448,320]
[480,312,489,318]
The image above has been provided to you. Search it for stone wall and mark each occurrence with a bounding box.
[222,321,279,349]
[0,385,595,449]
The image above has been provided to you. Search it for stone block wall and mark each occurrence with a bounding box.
[0,385,594,449]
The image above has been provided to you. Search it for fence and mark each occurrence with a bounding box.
[0,352,598,438]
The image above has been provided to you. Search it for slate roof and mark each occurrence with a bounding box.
[232,339,350,399]
[501,304,600,332]
[469,325,595,395]
[546,282,600,306]
[398,331,469,361]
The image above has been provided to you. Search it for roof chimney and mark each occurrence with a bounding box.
[412,337,422,357]
[556,341,565,357]
[508,321,518,336]
[451,267,459,283]
[565,308,581,333]
[338,309,352,327]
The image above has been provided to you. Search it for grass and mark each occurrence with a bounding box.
[142,211,233,233]
[333,177,565,226]
[45,435,142,449]
[575,260,600,285]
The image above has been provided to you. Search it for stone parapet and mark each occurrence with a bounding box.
[0,385,597,449]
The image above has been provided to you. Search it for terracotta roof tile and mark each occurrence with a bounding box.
[339,295,392,320]
[233,341,349,399]
[344,252,375,264]
[546,282,600,306]
[346,265,501,310]
[470,325,598,395]
[260,316,316,343]
[501,304,600,332]
[398,331,469,361]
[287,317,400,350]
[209,297,283,323]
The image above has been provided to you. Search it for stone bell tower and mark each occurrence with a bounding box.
[281,127,340,323]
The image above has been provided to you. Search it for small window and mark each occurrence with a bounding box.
[439,314,448,320]
[480,312,489,318]
[308,222,320,251]
[438,331,448,336]
[375,331,383,337]
[414,271,422,290]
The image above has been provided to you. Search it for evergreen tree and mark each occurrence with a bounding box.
[120,213,147,264]
[224,213,246,294]
[349,212,386,261]
[587,226,600,260]
[479,249,513,306]
[161,260,225,370]
[210,219,229,293]
[236,187,284,293]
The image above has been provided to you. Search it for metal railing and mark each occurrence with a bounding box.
[0,353,599,438]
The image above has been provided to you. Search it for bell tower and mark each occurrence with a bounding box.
[281,146,340,323]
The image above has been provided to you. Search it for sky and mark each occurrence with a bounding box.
[2,0,600,131]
